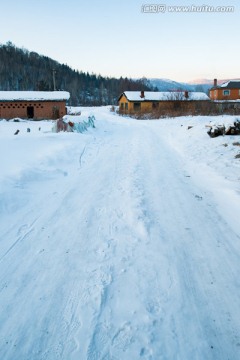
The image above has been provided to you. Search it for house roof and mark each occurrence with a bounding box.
[219,80,240,89]
[120,91,210,102]
[210,80,240,90]
[0,91,70,101]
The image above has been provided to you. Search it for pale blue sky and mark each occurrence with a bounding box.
[1,0,239,81]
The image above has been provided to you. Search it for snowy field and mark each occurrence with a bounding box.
[0,106,240,360]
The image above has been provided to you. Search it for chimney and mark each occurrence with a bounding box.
[140,90,145,98]
[184,90,189,99]
[214,78,217,87]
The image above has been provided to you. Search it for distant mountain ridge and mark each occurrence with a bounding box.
[148,78,240,94]
[148,78,212,94]
[187,79,214,85]
[188,78,240,85]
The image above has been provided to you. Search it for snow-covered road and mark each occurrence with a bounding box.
[0,108,240,359]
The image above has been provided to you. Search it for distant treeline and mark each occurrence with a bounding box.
[0,42,155,106]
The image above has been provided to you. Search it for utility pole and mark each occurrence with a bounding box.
[52,69,56,91]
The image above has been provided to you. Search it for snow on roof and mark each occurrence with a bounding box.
[0,91,70,101]
[220,80,240,88]
[122,91,210,101]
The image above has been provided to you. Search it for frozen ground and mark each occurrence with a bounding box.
[0,107,240,360]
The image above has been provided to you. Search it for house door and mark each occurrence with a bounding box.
[27,106,34,118]
[52,106,60,119]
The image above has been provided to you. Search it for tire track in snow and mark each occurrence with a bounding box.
[84,131,159,359]
[79,136,134,358]
[86,267,114,360]
[40,286,83,360]
[0,218,38,262]
[131,125,240,359]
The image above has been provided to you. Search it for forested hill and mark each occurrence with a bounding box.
[0,42,154,106]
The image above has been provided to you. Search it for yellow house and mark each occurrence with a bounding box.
[118,90,210,114]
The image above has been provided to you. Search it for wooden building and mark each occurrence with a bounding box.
[0,91,70,120]
[209,79,240,100]
[118,90,210,115]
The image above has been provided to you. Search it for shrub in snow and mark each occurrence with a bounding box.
[73,116,95,133]
[52,116,95,133]
[52,118,73,133]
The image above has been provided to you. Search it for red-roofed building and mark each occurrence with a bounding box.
[209,79,240,100]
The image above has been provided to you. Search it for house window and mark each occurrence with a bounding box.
[152,102,159,109]
[125,103,128,110]
[223,90,230,96]
[133,102,141,111]
[120,103,124,110]
[173,101,181,110]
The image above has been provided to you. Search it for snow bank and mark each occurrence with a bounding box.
[148,114,240,233]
